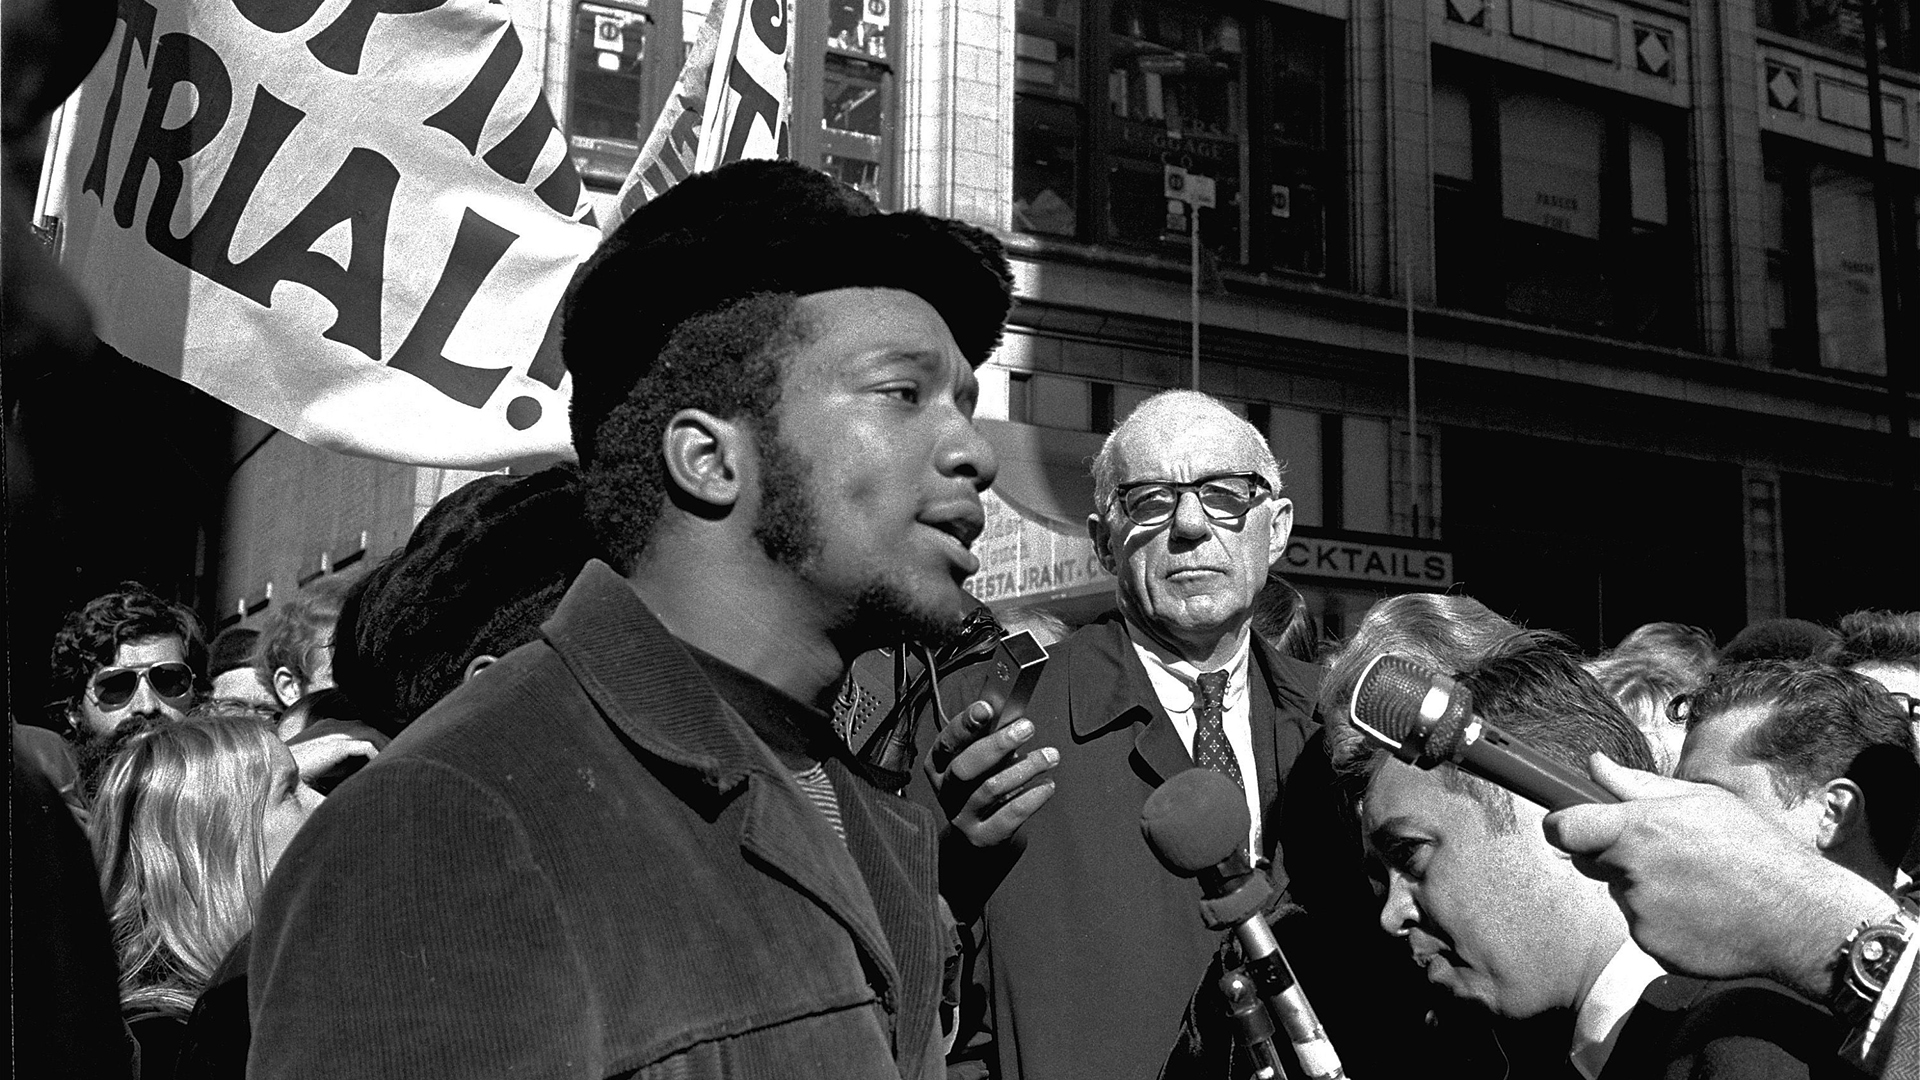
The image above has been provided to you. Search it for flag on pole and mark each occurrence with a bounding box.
[45,0,601,468]
[609,0,793,229]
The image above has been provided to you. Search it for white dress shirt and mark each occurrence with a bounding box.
[1127,623,1262,858]
[1569,936,1667,1080]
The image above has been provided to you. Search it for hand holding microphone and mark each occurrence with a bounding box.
[1347,653,1617,811]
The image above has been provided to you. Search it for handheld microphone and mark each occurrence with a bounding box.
[1348,653,1617,811]
[1141,769,1347,1080]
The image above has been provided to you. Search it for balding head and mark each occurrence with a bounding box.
[1092,391,1281,513]
[1087,390,1292,667]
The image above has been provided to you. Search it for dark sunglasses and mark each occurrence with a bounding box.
[90,661,195,709]
[1111,472,1273,527]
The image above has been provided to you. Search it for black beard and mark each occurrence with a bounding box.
[753,424,969,653]
[841,578,971,655]
[750,419,820,571]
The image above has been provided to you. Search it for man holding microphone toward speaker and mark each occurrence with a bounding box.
[1336,623,1848,1078]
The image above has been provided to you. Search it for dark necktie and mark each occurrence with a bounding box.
[1192,669,1244,792]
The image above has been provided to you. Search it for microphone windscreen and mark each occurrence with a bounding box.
[1350,654,1470,747]
[1141,767,1250,875]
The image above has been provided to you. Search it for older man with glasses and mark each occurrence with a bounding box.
[926,389,1336,1080]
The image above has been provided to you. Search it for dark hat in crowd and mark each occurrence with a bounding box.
[332,465,601,734]
[1718,617,1838,665]
[207,626,259,678]
[561,159,1015,462]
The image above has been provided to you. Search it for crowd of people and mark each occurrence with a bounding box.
[13,160,1920,1080]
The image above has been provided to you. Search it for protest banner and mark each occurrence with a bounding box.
[610,0,792,227]
[45,0,602,468]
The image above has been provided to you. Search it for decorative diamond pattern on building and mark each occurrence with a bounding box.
[1446,0,1487,28]
[1767,62,1801,113]
[1634,25,1672,78]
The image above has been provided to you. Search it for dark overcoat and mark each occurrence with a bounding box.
[931,611,1320,1080]
[248,560,947,1079]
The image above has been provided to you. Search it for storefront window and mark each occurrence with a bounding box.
[567,0,653,188]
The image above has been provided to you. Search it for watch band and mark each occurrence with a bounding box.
[1836,891,1920,1067]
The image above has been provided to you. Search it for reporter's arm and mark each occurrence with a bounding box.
[1543,753,1893,993]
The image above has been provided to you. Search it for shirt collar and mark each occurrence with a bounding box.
[1569,937,1666,1080]
[1125,621,1251,714]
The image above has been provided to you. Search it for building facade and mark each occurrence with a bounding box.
[206,0,1918,652]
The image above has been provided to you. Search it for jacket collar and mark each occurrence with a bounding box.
[1065,614,1191,784]
[1064,612,1322,785]
[539,561,916,1029]
[539,559,771,795]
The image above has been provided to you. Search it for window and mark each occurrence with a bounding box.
[1759,0,1916,71]
[1012,0,1343,280]
[567,0,659,189]
[822,0,895,204]
[1762,140,1919,376]
[1431,56,1690,343]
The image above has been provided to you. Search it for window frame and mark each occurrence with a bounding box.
[1761,134,1920,379]
[1429,50,1694,345]
[1012,0,1347,285]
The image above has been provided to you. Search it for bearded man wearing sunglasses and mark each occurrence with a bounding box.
[47,582,207,790]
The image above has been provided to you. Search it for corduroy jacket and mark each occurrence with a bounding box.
[248,560,947,1079]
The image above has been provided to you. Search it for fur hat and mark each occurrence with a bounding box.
[561,159,1014,463]
[333,465,600,731]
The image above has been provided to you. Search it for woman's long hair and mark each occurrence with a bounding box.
[89,712,281,1017]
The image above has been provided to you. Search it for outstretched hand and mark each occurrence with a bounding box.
[1543,753,1892,996]
[925,699,1057,847]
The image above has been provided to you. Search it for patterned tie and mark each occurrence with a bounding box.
[1192,669,1243,792]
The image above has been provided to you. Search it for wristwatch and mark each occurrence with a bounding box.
[1833,896,1920,1025]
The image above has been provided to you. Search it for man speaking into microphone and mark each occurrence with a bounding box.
[1338,631,1843,1079]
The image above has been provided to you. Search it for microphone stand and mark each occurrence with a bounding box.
[1199,852,1349,1080]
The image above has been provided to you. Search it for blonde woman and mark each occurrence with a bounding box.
[89,710,338,1078]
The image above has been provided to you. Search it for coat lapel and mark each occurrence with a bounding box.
[736,771,900,998]
[545,562,908,1039]
[1063,616,1195,785]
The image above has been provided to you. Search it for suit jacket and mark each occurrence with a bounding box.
[1597,975,1858,1080]
[930,611,1320,1080]
[249,560,947,1080]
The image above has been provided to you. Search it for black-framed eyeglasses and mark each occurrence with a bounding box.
[1890,692,1920,720]
[89,661,195,709]
[1111,472,1273,527]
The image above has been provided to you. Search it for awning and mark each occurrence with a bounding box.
[964,420,1115,607]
